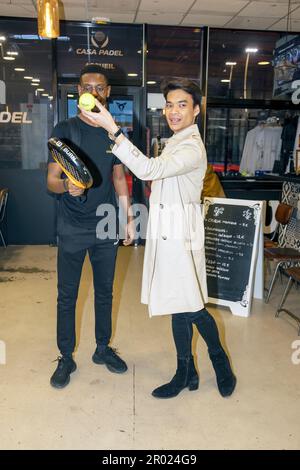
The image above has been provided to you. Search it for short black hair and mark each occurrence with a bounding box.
[79,63,109,84]
[161,78,202,107]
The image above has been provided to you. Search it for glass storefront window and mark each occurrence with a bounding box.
[208,29,300,101]
[146,25,204,157]
[147,25,204,88]
[206,107,299,174]
[0,19,54,169]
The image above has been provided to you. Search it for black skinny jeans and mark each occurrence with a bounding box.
[57,241,118,355]
[171,308,224,359]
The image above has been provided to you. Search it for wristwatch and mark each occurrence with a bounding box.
[108,127,123,141]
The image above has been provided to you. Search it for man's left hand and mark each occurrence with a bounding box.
[123,219,135,246]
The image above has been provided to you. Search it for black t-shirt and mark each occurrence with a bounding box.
[48,116,122,249]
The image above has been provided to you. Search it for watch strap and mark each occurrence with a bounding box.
[109,127,122,141]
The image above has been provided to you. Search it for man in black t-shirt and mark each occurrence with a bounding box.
[47,63,134,388]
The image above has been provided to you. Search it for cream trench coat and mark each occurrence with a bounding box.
[113,124,208,317]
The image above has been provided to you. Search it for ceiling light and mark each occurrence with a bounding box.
[37,88,45,91]
[226,62,237,66]
[128,73,138,77]
[32,78,40,82]
[24,76,33,79]
[245,48,258,53]
[67,94,74,98]
[42,93,49,96]
[3,56,15,61]
[7,51,18,56]
[221,79,230,83]
[14,68,25,72]
[258,61,270,65]
[0,36,6,41]
[91,17,111,24]
[147,81,157,85]
[31,83,39,86]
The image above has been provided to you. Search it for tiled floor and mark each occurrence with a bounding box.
[0,245,299,450]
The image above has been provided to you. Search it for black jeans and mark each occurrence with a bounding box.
[57,241,118,355]
[171,308,224,359]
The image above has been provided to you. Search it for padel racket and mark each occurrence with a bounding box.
[48,137,93,189]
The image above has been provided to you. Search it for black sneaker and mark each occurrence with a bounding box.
[50,356,77,389]
[92,346,128,374]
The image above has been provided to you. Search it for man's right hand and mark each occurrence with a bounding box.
[66,179,85,197]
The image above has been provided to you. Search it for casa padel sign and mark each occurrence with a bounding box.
[57,23,143,85]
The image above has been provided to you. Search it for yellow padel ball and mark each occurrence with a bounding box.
[79,93,96,111]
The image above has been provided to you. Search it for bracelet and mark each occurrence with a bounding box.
[63,179,68,192]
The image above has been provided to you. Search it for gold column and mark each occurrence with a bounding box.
[37,0,60,39]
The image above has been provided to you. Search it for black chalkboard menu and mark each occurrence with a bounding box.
[204,198,262,309]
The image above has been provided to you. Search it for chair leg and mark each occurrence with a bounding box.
[276,277,293,317]
[266,259,271,275]
[265,261,282,303]
[0,228,6,248]
[279,267,283,284]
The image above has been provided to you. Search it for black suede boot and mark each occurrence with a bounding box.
[191,309,236,398]
[209,350,236,397]
[152,356,199,399]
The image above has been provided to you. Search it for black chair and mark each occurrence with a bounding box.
[0,188,8,247]
[276,267,300,335]
[264,203,300,303]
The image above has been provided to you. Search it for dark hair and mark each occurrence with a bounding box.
[161,78,202,107]
[79,63,109,84]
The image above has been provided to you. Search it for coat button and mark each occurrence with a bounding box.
[162,235,167,240]
[160,204,164,209]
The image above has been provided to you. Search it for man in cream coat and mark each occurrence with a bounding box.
[80,78,236,400]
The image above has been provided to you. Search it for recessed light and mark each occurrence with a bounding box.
[91,17,111,24]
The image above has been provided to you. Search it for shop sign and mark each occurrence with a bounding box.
[57,24,142,84]
[273,35,300,98]
[0,110,32,124]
